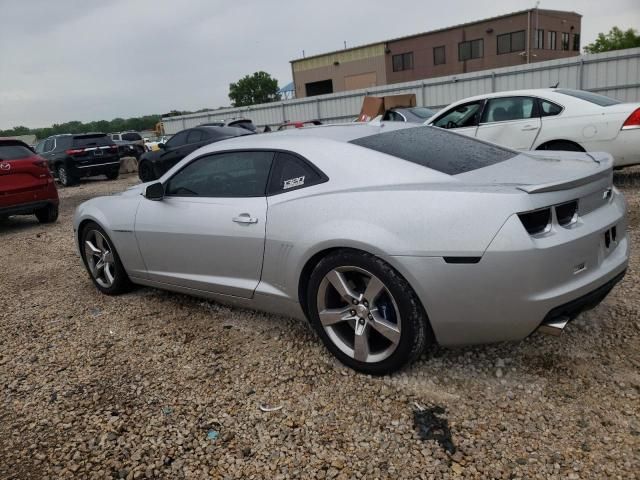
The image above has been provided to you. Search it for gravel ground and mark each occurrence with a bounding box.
[1,172,639,480]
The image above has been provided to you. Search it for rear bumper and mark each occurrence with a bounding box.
[0,199,58,217]
[605,129,640,168]
[390,188,629,346]
[69,159,120,177]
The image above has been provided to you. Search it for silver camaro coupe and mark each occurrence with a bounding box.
[73,123,629,374]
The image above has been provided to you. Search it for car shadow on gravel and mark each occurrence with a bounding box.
[0,216,43,234]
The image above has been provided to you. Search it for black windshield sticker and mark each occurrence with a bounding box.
[283,176,305,189]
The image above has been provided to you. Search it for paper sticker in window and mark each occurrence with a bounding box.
[283,176,305,189]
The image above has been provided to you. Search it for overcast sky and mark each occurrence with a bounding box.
[0,0,638,129]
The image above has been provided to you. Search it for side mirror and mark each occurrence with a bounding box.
[158,143,165,149]
[144,182,164,201]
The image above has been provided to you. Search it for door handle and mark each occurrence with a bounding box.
[232,214,258,224]
[521,125,538,131]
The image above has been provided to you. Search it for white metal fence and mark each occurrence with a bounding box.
[162,47,640,134]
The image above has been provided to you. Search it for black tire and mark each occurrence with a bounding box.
[138,161,154,182]
[105,168,120,180]
[56,164,77,187]
[306,249,432,375]
[35,204,59,223]
[537,140,584,152]
[80,221,133,295]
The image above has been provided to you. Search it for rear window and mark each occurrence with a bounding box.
[407,107,436,119]
[122,132,142,141]
[72,134,113,147]
[0,143,34,160]
[555,89,622,107]
[349,126,517,175]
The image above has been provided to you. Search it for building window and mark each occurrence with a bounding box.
[392,52,414,72]
[548,31,557,50]
[458,39,483,61]
[573,33,580,51]
[561,32,569,50]
[497,30,526,54]
[433,46,446,65]
[535,29,544,49]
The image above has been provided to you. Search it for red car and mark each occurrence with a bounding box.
[0,138,59,223]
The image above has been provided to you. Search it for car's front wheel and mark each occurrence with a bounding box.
[307,250,431,375]
[56,164,77,187]
[105,168,119,180]
[138,161,154,182]
[80,222,132,295]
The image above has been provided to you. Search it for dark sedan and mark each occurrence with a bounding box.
[137,126,254,182]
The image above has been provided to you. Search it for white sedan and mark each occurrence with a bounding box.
[426,88,640,168]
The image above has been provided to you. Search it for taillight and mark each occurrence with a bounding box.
[65,148,84,155]
[32,160,48,168]
[556,200,578,226]
[622,108,640,130]
[518,208,551,235]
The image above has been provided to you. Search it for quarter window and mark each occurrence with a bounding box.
[539,99,563,117]
[433,46,446,65]
[459,39,483,61]
[267,152,323,195]
[432,100,484,129]
[392,52,413,72]
[497,30,526,54]
[166,151,274,198]
[481,97,536,123]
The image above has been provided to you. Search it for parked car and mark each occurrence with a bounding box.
[426,88,640,168]
[109,131,146,159]
[137,126,253,182]
[73,123,628,374]
[276,120,323,131]
[35,133,120,186]
[0,138,59,223]
[200,118,257,133]
[382,107,437,123]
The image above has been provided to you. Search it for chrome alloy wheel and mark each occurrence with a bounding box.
[84,230,116,288]
[316,266,401,363]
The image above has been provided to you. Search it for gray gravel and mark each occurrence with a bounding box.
[1,172,639,479]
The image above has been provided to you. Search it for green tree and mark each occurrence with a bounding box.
[584,26,640,53]
[229,71,280,107]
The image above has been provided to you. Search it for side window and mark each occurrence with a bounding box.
[186,130,204,144]
[166,151,274,198]
[44,138,54,152]
[481,97,536,123]
[539,99,563,117]
[165,130,189,149]
[432,101,484,129]
[35,141,45,154]
[267,152,324,195]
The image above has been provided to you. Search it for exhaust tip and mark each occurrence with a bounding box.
[537,316,570,336]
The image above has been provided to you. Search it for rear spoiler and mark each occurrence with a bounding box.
[517,151,613,194]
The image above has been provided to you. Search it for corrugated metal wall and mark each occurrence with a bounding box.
[162,48,640,134]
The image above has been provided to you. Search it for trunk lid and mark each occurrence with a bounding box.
[454,150,613,193]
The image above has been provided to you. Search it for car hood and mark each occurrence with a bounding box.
[455,150,613,193]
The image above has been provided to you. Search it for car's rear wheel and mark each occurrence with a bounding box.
[35,204,58,223]
[307,250,431,375]
[138,161,154,182]
[105,168,119,180]
[57,164,77,187]
[80,222,132,295]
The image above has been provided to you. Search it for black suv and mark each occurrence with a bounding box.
[35,133,120,186]
[137,126,253,182]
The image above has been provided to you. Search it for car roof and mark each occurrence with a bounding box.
[0,138,31,147]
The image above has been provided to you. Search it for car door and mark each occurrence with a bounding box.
[134,150,274,298]
[475,96,541,150]
[429,100,485,138]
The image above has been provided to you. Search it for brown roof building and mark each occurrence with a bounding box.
[291,9,582,98]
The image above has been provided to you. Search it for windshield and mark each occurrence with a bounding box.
[349,126,517,175]
[555,89,622,107]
